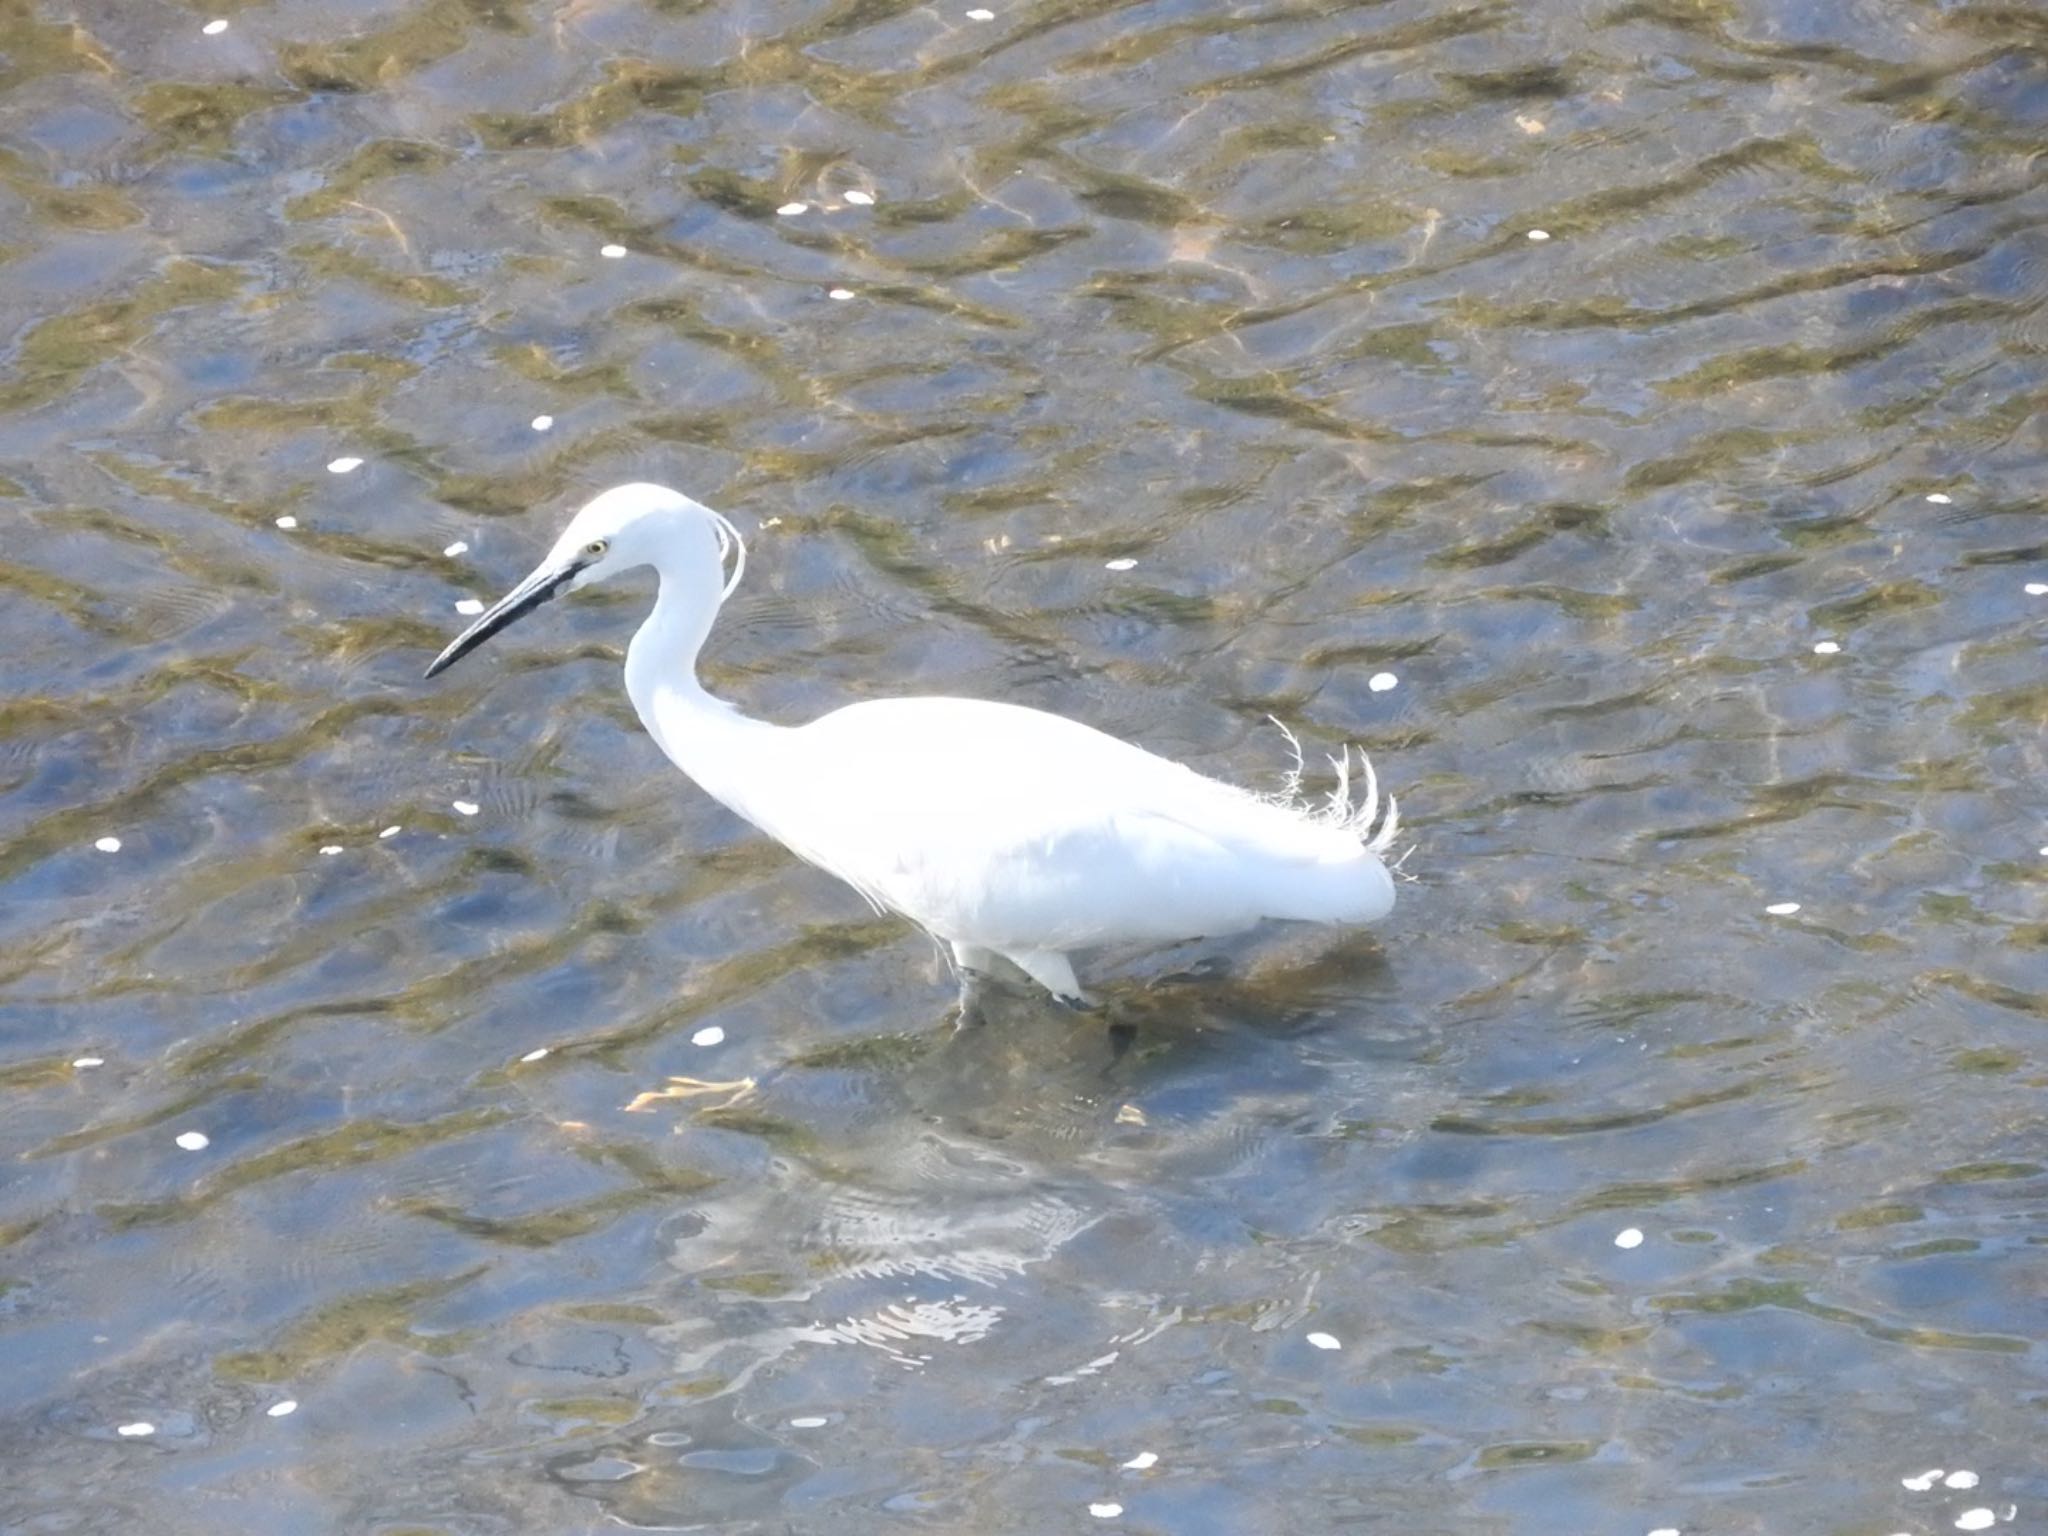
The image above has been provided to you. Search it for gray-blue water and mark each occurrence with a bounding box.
[1,0,2043,1530]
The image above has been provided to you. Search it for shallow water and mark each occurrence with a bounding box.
[2,0,2044,1530]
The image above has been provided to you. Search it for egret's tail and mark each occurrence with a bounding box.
[1332,744,1401,855]
[1265,718,1401,856]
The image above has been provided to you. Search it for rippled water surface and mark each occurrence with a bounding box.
[2,0,2045,1529]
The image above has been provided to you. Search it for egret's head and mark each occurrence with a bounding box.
[424,482,743,678]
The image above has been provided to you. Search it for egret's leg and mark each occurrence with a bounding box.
[949,941,996,1030]
[950,941,997,974]
[1001,948,1088,1008]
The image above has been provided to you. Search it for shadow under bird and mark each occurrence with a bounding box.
[425,483,1400,1015]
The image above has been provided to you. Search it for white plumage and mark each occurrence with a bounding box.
[427,483,1399,1010]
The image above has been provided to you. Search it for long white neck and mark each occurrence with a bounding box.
[621,540,783,821]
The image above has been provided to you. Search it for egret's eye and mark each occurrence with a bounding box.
[584,539,608,558]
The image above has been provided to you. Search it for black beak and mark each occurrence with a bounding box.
[423,556,584,679]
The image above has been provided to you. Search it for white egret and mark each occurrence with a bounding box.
[425,484,1400,1014]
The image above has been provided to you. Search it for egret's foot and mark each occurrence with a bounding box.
[623,1075,757,1113]
[1106,1018,1138,1062]
[1148,954,1230,988]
